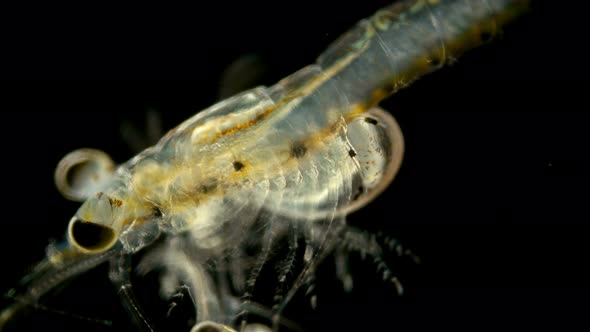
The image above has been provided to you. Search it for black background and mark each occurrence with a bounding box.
[1,1,589,331]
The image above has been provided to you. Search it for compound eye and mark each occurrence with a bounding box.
[68,217,117,253]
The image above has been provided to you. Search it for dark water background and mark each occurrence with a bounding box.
[1,1,589,331]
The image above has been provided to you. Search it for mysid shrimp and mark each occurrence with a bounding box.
[0,1,529,331]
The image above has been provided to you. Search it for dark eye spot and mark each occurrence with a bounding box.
[365,117,378,125]
[69,218,116,252]
[233,161,245,171]
[290,142,307,159]
[349,149,357,158]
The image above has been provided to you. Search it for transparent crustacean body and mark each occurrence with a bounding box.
[0,1,529,331]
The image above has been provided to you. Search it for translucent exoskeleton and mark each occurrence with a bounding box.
[0,1,529,331]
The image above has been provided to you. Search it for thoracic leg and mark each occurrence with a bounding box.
[239,218,278,331]
[338,226,419,295]
[270,218,347,330]
[109,251,155,332]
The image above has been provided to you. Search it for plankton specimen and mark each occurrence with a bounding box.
[1,1,529,331]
